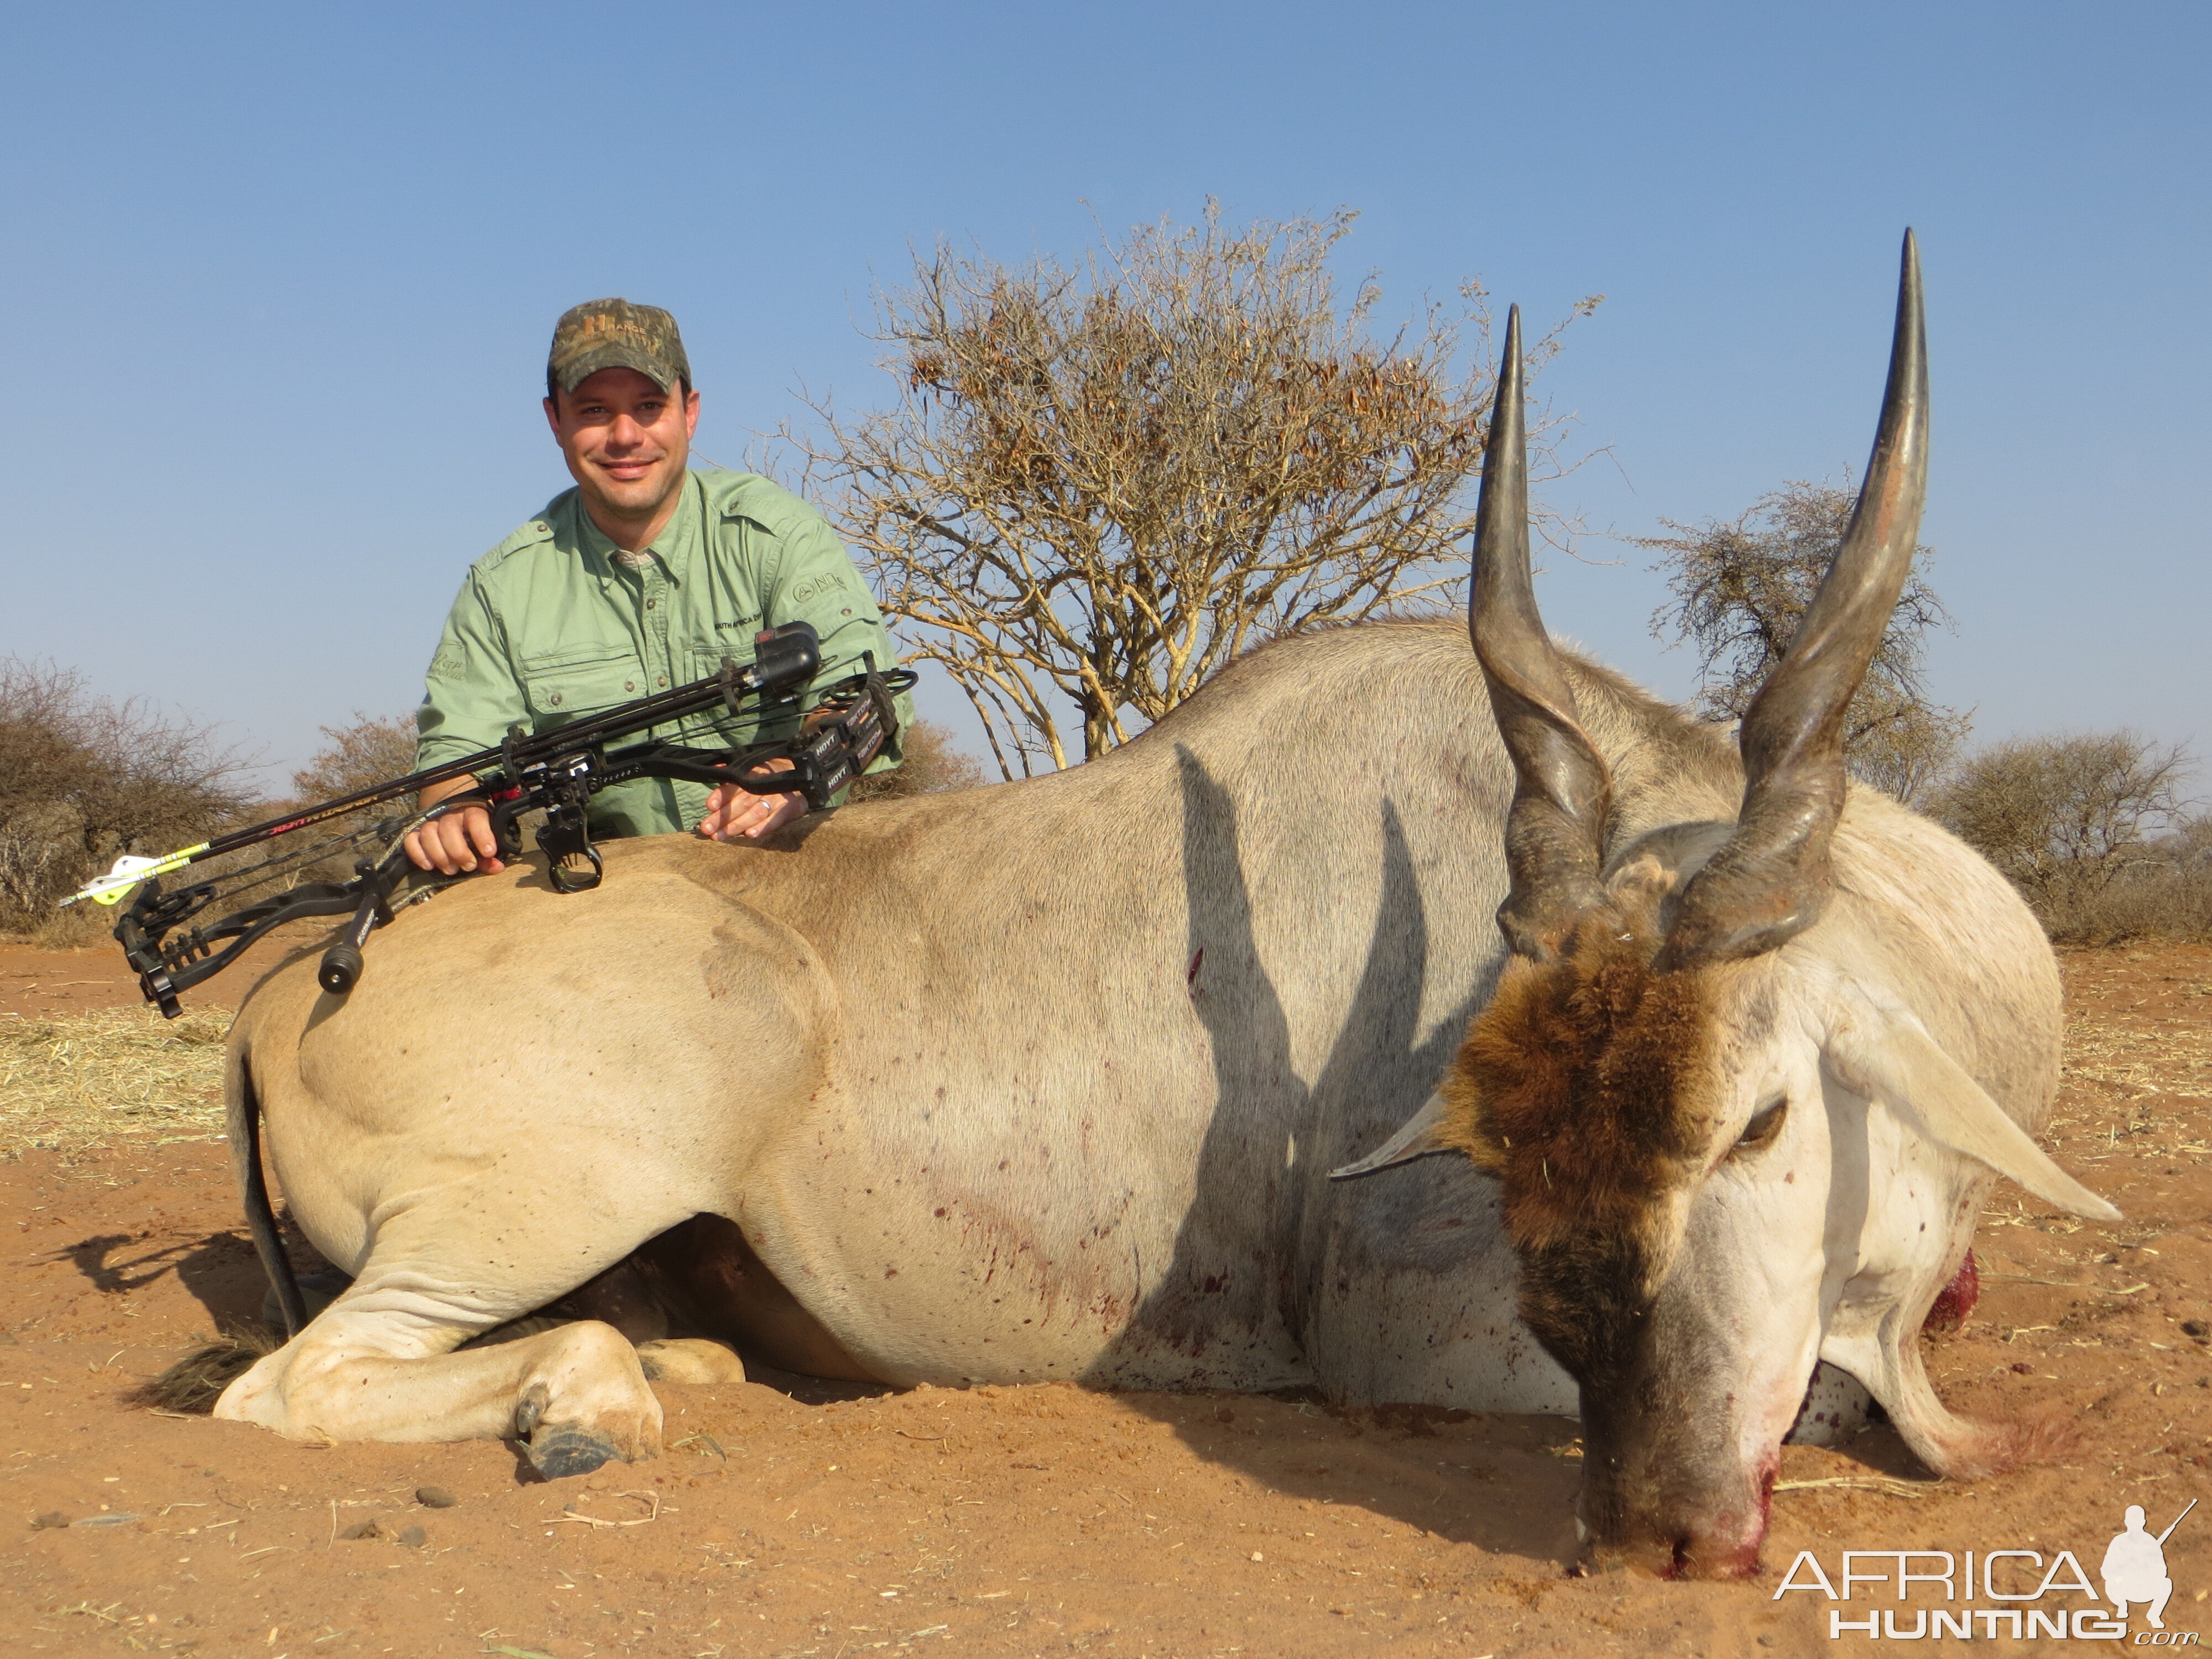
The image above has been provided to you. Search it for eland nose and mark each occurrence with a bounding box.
[1579,1456,1776,1580]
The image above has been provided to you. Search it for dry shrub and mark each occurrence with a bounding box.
[0,659,257,933]
[259,713,421,883]
[290,713,418,803]
[1639,479,1968,804]
[848,718,985,803]
[0,1005,230,1157]
[800,204,1599,776]
[30,900,118,951]
[1933,731,2209,943]
[2032,825,2212,943]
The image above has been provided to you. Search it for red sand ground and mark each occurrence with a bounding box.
[2,940,2208,1657]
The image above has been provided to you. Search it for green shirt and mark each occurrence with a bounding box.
[416,468,911,839]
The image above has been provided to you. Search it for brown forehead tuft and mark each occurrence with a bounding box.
[1438,924,1719,1252]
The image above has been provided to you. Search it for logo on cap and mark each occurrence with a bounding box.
[548,298,692,397]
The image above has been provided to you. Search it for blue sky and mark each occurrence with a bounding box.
[3,2,2205,790]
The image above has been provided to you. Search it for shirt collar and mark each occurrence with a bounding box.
[575,470,703,582]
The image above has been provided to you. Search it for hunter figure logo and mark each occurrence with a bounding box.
[1776,1496,2200,1642]
[2106,1501,2194,1631]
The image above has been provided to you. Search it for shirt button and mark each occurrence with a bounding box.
[549,693,562,706]
[625,681,635,692]
[645,598,656,610]
[657,676,667,686]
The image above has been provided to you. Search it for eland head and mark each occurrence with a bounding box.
[1342,233,2115,1578]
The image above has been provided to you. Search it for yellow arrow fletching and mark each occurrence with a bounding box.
[65,843,210,907]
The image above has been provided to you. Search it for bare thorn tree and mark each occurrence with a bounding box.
[794,204,1598,776]
[1636,479,1969,802]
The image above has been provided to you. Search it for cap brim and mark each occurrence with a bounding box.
[554,344,682,397]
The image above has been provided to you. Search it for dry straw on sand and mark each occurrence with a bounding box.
[0,1007,229,1156]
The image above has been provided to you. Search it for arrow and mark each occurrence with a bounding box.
[60,844,211,908]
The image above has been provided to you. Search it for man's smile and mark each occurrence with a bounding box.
[547,363,700,542]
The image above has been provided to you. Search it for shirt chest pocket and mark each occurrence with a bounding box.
[689,640,757,684]
[518,647,644,719]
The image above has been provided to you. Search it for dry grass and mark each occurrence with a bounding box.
[2054,977,2212,1104]
[0,1005,229,1157]
[27,903,113,950]
[1977,952,2212,1253]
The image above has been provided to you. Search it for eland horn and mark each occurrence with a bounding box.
[1655,230,1930,971]
[1469,304,1615,962]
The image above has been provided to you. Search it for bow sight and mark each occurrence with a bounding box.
[75,622,914,1018]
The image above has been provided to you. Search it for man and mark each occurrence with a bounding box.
[406,298,910,875]
[2101,1504,2176,1629]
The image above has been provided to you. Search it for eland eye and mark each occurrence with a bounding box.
[1730,1099,1788,1156]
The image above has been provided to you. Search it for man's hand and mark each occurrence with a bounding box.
[697,757,808,842]
[404,774,507,875]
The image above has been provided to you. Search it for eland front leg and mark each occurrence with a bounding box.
[207,851,838,1472]
[219,1312,661,1478]
[214,1206,681,1477]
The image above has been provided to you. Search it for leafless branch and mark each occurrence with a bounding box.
[1636,478,1969,802]
[786,204,1599,776]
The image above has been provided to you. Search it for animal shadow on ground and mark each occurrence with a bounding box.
[1100,752,1581,1564]
[62,1228,271,1331]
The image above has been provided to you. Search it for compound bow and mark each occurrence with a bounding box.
[66,622,913,1017]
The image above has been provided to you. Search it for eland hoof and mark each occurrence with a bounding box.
[635,1338,748,1385]
[527,1427,623,1480]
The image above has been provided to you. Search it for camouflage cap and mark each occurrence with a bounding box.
[546,298,693,398]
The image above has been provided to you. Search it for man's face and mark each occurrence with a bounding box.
[544,367,701,529]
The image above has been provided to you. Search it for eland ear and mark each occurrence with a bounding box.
[1825,994,2118,1222]
[1329,1092,1467,1181]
